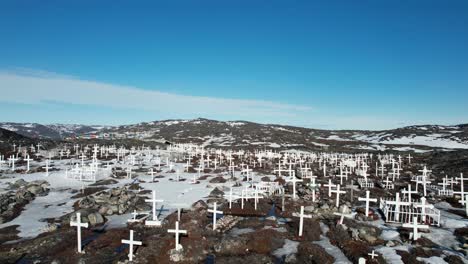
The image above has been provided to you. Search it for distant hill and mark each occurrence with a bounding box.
[1,118,467,152]
[0,122,104,140]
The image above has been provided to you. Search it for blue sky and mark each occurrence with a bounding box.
[0,1,467,130]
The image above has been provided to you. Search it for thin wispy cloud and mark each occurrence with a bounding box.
[0,69,312,120]
[1,69,459,130]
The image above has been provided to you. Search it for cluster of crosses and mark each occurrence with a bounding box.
[4,142,466,263]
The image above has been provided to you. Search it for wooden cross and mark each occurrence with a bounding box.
[70,213,88,253]
[168,221,187,251]
[121,230,142,261]
[208,202,223,230]
[292,206,312,236]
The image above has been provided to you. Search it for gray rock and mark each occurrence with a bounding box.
[304,205,315,212]
[26,185,43,195]
[88,212,104,225]
[338,204,351,214]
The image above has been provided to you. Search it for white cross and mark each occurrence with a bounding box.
[227,187,234,209]
[121,230,142,261]
[386,193,411,222]
[458,194,468,216]
[128,210,139,223]
[70,213,88,253]
[415,197,434,219]
[24,155,33,172]
[331,184,346,207]
[402,184,417,202]
[292,206,312,236]
[8,155,18,171]
[168,221,187,251]
[253,185,263,210]
[358,190,377,217]
[333,210,353,225]
[383,177,393,189]
[196,165,203,178]
[80,152,87,167]
[368,250,378,259]
[145,190,163,226]
[42,159,51,177]
[402,216,429,241]
[285,174,303,200]
[126,167,132,179]
[308,177,320,202]
[454,173,467,203]
[324,179,336,197]
[148,168,155,182]
[419,166,432,177]
[208,202,223,230]
[274,161,285,177]
[337,169,347,185]
[437,176,450,191]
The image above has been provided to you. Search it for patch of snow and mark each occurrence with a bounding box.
[380,230,400,241]
[379,136,468,149]
[227,122,245,127]
[313,223,351,263]
[392,147,432,153]
[416,256,448,264]
[376,245,408,264]
[422,228,460,249]
[230,227,255,236]
[273,239,299,258]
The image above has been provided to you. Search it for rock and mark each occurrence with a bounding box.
[77,187,144,215]
[304,205,315,212]
[327,225,351,246]
[15,188,34,201]
[342,240,371,263]
[26,185,43,195]
[261,176,271,182]
[212,215,239,232]
[338,204,351,214]
[9,179,27,188]
[209,187,225,198]
[98,206,109,215]
[386,240,396,247]
[111,188,122,196]
[169,248,185,262]
[192,200,208,210]
[79,197,96,208]
[297,242,335,264]
[209,176,226,183]
[246,229,284,254]
[42,223,59,232]
[361,234,377,244]
[87,212,104,226]
[215,236,248,255]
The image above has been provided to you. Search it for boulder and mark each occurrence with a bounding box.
[88,212,104,226]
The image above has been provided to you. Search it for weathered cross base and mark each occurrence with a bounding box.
[145,220,162,227]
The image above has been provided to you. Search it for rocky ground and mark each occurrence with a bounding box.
[0,141,466,263]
